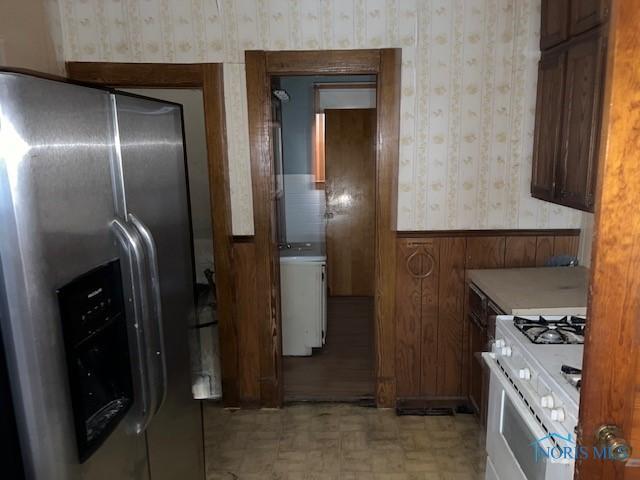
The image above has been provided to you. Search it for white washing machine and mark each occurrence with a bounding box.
[279,245,327,356]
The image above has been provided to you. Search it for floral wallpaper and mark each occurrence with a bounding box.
[57,0,583,234]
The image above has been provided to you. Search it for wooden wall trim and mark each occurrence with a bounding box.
[397,229,580,238]
[375,49,401,407]
[244,48,401,408]
[264,49,381,75]
[66,62,240,407]
[66,62,204,87]
[245,51,283,407]
[201,64,239,407]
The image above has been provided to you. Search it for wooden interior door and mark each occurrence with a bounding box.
[325,108,376,296]
[576,1,640,478]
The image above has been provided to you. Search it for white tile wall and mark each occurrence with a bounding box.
[284,174,326,243]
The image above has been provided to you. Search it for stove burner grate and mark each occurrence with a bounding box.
[513,316,585,344]
[561,364,582,390]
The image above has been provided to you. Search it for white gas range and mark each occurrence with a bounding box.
[483,315,585,480]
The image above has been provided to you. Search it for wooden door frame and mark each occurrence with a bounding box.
[245,49,401,407]
[576,0,640,478]
[65,62,242,406]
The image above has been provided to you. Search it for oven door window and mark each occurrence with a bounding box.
[501,392,546,480]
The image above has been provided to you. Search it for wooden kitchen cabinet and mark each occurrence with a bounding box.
[540,0,569,50]
[570,0,610,36]
[467,284,487,417]
[558,28,607,211]
[532,48,567,202]
[468,283,505,426]
[532,27,607,212]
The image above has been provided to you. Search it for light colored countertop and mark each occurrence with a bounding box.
[467,266,589,316]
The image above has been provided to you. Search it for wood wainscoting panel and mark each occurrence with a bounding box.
[436,237,466,397]
[233,240,261,405]
[553,235,580,257]
[465,236,506,269]
[504,236,538,268]
[419,241,440,396]
[394,239,426,398]
[394,229,579,406]
[535,235,555,266]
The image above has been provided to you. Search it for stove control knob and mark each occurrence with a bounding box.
[501,346,512,357]
[551,408,565,422]
[541,395,555,408]
[518,368,531,380]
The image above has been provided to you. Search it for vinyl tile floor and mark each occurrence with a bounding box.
[204,403,486,480]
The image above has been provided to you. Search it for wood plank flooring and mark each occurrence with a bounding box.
[283,297,374,402]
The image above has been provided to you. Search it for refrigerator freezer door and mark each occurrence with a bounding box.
[114,93,204,480]
[0,73,149,479]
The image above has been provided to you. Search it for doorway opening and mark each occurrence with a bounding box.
[274,75,377,402]
[120,88,221,401]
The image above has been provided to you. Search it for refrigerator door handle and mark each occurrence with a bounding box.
[128,213,168,411]
[110,218,155,434]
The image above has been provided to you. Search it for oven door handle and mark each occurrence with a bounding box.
[111,218,153,434]
[128,214,167,414]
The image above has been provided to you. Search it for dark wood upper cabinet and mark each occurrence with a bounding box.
[532,48,567,202]
[558,28,606,211]
[533,1,608,213]
[541,0,570,49]
[570,0,611,36]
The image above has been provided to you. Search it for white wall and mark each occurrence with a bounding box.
[0,0,64,74]
[54,0,584,234]
[318,87,376,110]
[284,175,326,243]
[122,88,214,282]
[578,212,594,267]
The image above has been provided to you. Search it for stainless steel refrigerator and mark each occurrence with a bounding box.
[0,70,204,479]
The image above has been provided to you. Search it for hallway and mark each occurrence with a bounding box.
[283,297,374,402]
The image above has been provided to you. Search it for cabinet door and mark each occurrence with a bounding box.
[532,48,567,202]
[541,0,570,49]
[570,0,611,36]
[558,29,606,211]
